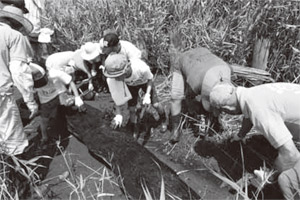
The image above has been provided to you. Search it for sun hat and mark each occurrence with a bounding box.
[103,54,129,78]
[29,62,48,88]
[201,65,232,112]
[0,5,33,34]
[1,0,29,13]
[209,82,235,108]
[80,42,101,61]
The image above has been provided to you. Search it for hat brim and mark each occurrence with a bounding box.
[0,10,33,35]
[103,68,126,78]
[201,65,232,112]
[81,50,100,61]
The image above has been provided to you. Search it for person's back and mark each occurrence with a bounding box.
[0,23,27,93]
[119,40,142,60]
[177,47,230,94]
[46,51,75,72]
[237,82,300,143]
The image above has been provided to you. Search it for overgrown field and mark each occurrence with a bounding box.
[45,0,300,82]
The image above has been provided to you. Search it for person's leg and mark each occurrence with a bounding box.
[169,71,185,143]
[278,159,300,199]
[0,95,28,155]
[127,86,140,139]
[274,139,300,172]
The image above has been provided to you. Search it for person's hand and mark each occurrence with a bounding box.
[111,114,123,129]
[142,93,151,105]
[29,105,39,119]
[230,134,246,143]
[75,96,86,112]
[27,101,39,119]
[88,83,94,91]
[75,96,84,107]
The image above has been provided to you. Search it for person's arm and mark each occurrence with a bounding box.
[142,79,153,106]
[238,117,253,138]
[10,60,38,119]
[111,104,123,129]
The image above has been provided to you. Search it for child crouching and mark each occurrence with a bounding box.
[30,63,86,144]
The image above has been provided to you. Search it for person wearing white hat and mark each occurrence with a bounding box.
[169,47,232,143]
[0,4,38,155]
[45,42,108,94]
[80,41,109,93]
[103,54,155,138]
[209,82,300,198]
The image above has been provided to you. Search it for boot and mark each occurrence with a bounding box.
[132,123,140,140]
[169,114,182,144]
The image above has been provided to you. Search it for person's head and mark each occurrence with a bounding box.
[80,42,102,64]
[209,82,241,116]
[103,54,132,81]
[99,33,121,55]
[0,5,32,35]
[1,0,28,13]
[29,63,48,88]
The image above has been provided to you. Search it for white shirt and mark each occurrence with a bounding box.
[36,69,72,103]
[125,58,153,86]
[237,83,300,148]
[119,40,142,60]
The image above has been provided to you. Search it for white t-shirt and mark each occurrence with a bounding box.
[125,58,153,86]
[119,40,142,60]
[236,82,300,148]
[46,51,75,72]
[36,69,72,104]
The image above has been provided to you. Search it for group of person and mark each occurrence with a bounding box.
[1,0,300,199]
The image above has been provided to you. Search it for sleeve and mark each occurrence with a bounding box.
[10,61,35,103]
[124,41,142,59]
[9,31,29,62]
[49,69,72,85]
[250,109,292,149]
[140,61,153,80]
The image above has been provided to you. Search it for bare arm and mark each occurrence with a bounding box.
[237,117,253,138]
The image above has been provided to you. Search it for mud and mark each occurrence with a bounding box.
[66,103,201,199]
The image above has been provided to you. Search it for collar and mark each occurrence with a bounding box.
[236,86,250,118]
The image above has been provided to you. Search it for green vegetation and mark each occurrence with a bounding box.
[45,0,300,82]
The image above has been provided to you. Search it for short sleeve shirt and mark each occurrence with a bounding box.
[0,23,28,93]
[176,47,230,94]
[124,58,153,86]
[119,40,142,60]
[36,69,72,103]
[45,51,75,72]
[236,83,300,148]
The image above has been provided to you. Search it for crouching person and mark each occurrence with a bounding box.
[103,54,155,139]
[209,82,300,198]
[30,63,86,144]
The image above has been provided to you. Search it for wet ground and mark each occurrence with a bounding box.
[16,86,284,199]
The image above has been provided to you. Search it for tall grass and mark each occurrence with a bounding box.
[44,0,300,82]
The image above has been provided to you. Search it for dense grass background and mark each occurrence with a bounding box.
[44,0,300,81]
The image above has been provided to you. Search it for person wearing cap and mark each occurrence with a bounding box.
[169,47,232,143]
[103,54,155,137]
[30,63,86,143]
[99,32,142,60]
[209,82,300,198]
[0,4,39,155]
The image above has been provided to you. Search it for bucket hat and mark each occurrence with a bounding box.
[103,54,129,78]
[80,42,101,61]
[201,65,232,112]
[1,0,28,13]
[0,5,33,34]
